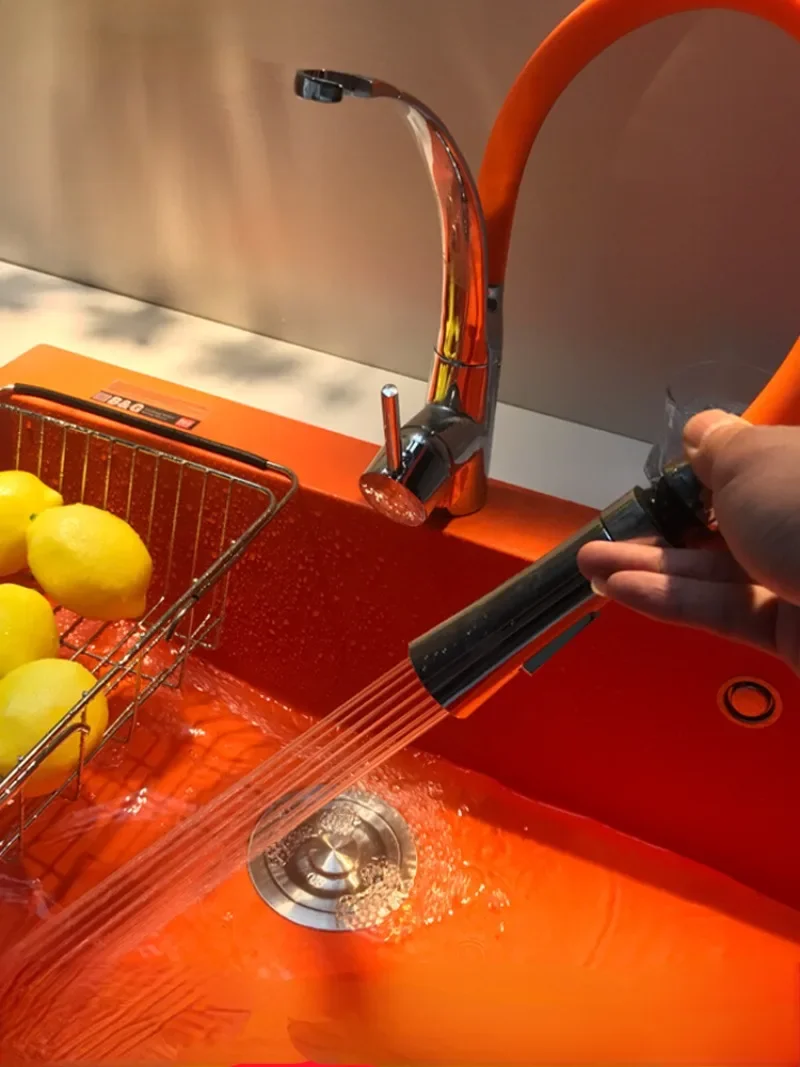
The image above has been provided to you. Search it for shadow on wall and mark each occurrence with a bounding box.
[189,335,364,408]
[192,337,301,384]
[0,270,70,312]
[0,0,795,440]
[84,302,177,347]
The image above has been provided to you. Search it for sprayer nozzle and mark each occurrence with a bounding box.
[407,460,713,718]
[294,70,375,104]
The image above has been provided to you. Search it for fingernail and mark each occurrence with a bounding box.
[590,579,608,598]
[683,410,743,458]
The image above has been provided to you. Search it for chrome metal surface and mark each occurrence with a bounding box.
[0,385,298,857]
[295,69,493,525]
[409,516,609,710]
[410,461,712,713]
[248,788,417,932]
[294,71,706,533]
[359,422,449,527]
[359,398,490,526]
[483,285,505,455]
[598,489,659,544]
[380,384,402,473]
[523,612,598,676]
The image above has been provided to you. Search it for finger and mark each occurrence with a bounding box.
[577,540,748,584]
[683,411,800,604]
[682,409,752,488]
[592,570,779,653]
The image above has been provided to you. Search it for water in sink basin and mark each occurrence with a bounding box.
[2,649,800,1065]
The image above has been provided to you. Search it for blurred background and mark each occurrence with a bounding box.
[0,0,796,441]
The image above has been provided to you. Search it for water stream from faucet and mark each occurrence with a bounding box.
[0,658,446,1060]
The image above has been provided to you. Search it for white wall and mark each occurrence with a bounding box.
[0,0,797,442]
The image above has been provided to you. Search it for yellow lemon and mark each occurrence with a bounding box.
[0,658,108,796]
[26,504,153,621]
[0,470,63,577]
[0,583,59,679]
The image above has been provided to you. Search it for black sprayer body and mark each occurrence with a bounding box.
[408,462,711,717]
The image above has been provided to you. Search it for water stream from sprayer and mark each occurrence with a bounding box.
[0,659,445,1059]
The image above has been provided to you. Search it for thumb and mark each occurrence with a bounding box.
[683,409,800,605]
[682,409,752,490]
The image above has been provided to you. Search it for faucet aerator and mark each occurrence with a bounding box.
[359,473,429,528]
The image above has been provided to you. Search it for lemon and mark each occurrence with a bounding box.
[0,658,108,796]
[0,583,59,679]
[26,504,153,621]
[0,471,63,577]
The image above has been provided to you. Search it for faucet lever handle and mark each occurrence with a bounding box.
[380,384,402,474]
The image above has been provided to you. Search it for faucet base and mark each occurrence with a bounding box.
[446,451,488,517]
[359,404,487,526]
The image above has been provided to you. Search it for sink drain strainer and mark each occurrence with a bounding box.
[247,788,417,932]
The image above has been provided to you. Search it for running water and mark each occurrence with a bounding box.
[0,657,445,1058]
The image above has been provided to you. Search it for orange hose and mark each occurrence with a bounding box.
[479,0,800,425]
[744,335,800,423]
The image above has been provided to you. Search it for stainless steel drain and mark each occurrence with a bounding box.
[247,788,417,932]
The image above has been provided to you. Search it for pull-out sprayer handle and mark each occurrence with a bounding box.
[380,384,402,474]
[409,459,713,716]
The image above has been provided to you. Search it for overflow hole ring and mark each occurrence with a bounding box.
[717,677,782,729]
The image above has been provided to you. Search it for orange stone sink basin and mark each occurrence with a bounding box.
[2,346,800,1065]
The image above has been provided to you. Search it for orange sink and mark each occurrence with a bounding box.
[2,345,800,1065]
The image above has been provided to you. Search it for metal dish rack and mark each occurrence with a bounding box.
[0,384,298,857]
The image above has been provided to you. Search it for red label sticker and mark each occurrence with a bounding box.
[91,380,207,431]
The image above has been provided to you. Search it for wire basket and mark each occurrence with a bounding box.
[0,383,298,857]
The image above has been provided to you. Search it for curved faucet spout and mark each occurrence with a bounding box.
[295,70,496,526]
[295,70,490,382]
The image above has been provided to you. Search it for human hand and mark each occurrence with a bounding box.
[577,410,800,672]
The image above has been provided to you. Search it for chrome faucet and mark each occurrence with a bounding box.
[294,70,500,527]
